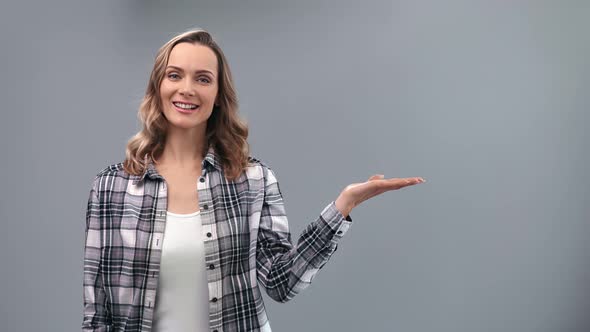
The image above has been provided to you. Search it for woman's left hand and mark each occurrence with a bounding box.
[334,175,426,218]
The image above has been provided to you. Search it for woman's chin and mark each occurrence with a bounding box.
[168,120,207,131]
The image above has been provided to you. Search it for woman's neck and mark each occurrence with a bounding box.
[159,126,207,168]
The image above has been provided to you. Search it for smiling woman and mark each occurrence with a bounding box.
[160,43,218,129]
[122,29,249,182]
[82,28,424,332]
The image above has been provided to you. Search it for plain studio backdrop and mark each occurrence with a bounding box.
[0,0,588,331]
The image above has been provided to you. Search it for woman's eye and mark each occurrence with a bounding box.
[168,73,180,79]
[198,77,211,83]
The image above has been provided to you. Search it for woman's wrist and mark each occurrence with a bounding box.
[335,194,353,218]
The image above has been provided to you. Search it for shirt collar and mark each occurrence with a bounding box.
[131,145,222,185]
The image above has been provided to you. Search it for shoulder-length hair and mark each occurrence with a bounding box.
[123,29,250,181]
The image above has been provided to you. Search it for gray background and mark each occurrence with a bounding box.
[0,0,588,331]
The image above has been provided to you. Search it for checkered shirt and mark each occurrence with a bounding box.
[82,146,352,331]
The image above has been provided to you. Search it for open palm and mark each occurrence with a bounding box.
[335,174,425,217]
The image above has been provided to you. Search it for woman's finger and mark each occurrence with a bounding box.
[368,174,385,181]
[383,177,425,190]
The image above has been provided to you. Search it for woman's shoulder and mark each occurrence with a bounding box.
[95,162,126,178]
[246,155,282,183]
[247,155,267,168]
[248,155,279,172]
[89,162,132,188]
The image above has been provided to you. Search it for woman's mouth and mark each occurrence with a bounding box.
[172,101,200,114]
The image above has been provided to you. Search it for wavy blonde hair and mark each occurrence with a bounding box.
[123,29,250,181]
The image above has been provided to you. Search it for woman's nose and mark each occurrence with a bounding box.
[179,79,195,96]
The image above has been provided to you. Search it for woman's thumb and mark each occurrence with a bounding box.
[368,174,385,181]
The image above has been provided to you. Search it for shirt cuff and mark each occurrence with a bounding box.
[320,201,353,244]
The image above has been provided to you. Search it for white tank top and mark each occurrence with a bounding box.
[152,210,210,332]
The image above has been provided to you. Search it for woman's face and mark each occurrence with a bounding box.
[159,42,219,132]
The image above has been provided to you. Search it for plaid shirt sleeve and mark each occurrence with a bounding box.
[82,178,111,331]
[256,166,352,303]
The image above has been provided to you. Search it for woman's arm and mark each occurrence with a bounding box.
[256,167,352,303]
[82,181,111,331]
[255,166,424,303]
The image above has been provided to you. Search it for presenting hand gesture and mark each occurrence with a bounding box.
[335,175,426,218]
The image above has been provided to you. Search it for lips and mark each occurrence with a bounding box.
[172,102,200,114]
[173,100,198,108]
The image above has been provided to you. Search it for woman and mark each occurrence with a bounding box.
[82,29,425,332]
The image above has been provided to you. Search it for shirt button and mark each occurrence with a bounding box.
[337,231,343,235]
[211,297,218,303]
[203,204,208,210]
[199,177,205,183]
[209,264,215,270]
[206,232,212,238]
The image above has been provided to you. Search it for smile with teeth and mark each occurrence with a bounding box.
[173,102,199,110]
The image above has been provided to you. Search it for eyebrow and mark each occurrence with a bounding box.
[166,65,215,76]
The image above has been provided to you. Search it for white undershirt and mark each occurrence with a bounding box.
[152,210,210,332]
